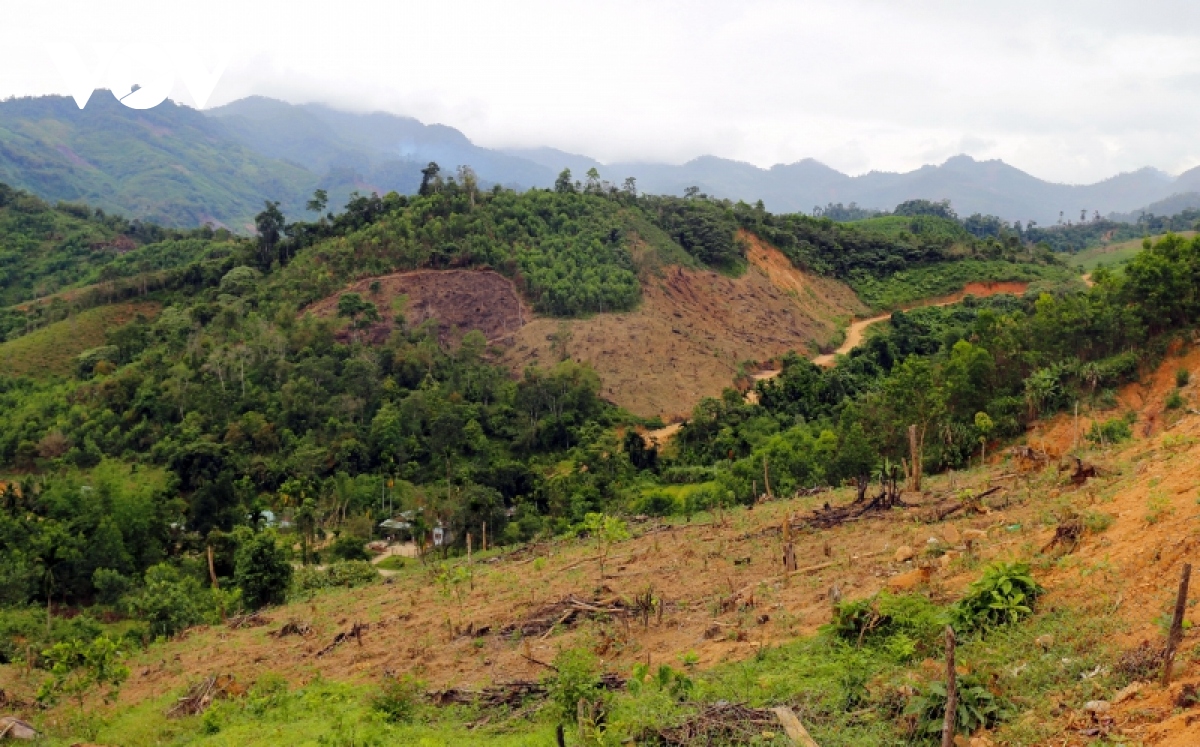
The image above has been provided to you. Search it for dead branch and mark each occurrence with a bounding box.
[316,621,369,657]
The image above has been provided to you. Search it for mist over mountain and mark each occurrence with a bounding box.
[3,92,1200,228]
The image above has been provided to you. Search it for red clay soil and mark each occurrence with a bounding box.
[305,269,530,347]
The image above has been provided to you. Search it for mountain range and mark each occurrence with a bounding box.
[2,91,1199,229]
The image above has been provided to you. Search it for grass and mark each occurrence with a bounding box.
[0,301,160,378]
[38,589,1124,746]
[1067,231,1196,273]
[848,260,1073,311]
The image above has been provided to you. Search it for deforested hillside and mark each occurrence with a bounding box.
[0,175,1140,746]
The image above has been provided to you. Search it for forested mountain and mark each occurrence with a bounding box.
[208,97,558,193]
[0,94,324,229]
[5,93,1200,231]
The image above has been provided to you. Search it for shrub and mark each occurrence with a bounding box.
[37,635,129,710]
[291,560,379,596]
[547,648,608,725]
[372,673,424,723]
[1177,368,1191,388]
[328,534,370,562]
[952,562,1042,632]
[830,592,947,659]
[1166,390,1185,410]
[123,564,211,638]
[632,491,677,517]
[235,530,292,609]
[905,672,1008,741]
[1087,416,1132,445]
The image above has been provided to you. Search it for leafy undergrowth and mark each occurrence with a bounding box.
[0,300,160,377]
[848,259,1074,310]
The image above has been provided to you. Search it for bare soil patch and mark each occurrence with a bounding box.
[505,236,864,418]
[305,269,529,347]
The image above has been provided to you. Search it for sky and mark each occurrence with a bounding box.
[3,0,1200,184]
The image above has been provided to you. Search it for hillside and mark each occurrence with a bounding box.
[8,347,1200,744]
[2,187,1193,746]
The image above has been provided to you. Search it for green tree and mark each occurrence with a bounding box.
[418,162,441,196]
[234,530,292,609]
[554,168,575,194]
[254,201,285,269]
[580,513,629,581]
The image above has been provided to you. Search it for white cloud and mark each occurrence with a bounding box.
[4,0,1200,182]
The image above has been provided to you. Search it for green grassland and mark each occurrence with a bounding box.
[0,300,160,378]
[1067,231,1197,273]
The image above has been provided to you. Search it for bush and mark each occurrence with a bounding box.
[92,568,133,606]
[953,562,1042,632]
[328,534,370,562]
[905,672,1008,741]
[1177,368,1191,388]
[1166,390,1185,410]
[123,564,211,638]
[1087,416,1132,445]
[632,491,677,517]
[235,530,292,609]
[372,673,424,723]
[291,560,379,596]
[547,648,608,725]
[830,592,947,660]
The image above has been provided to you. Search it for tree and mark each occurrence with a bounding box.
[621,176,637,198]
[555,168,575,194]
[254,201,285,269]
[234,530,292,609]
[419,162,441,196]
[585,168,601,193]
[974,412,994,465]
[336,293,379,342]
[37,636,129,710]
[580,513,629,581]
[306,189,328,214]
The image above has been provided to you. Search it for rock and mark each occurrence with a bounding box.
[1113,681,1144,704]
[888,566,933,591]
[943,524,962,544]
[938,552,956,568]
[963,528,988,541]
[1083,700,1110,714]
[0,717,37,740]
[1035,634,1054,650]
[894,545,916,562]
[969,737,995,747]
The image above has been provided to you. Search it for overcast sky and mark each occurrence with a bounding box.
[3,0,1200,184]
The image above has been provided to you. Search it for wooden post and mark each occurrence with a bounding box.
[467,533,472,564]
[482,522,487,552]
[941,626,957,747]
[1163,562,1192,686]
[763,456,772,499]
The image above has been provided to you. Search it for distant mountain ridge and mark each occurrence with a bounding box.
[2,92,1199,228]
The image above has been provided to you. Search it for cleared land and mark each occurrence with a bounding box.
[10,349,1200,743]
[0,300,161,377]
[505,234,864,419]
[304,269,530,347]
